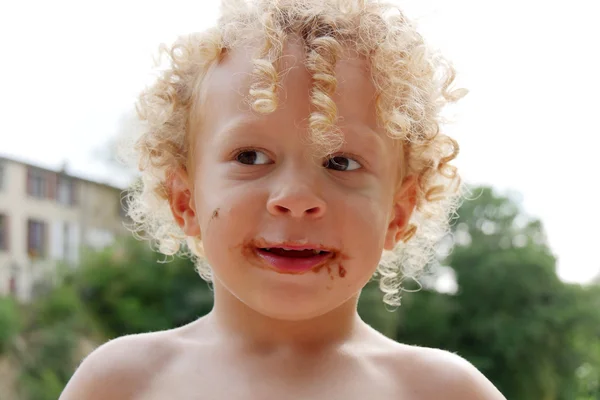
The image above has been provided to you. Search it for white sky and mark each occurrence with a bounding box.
[1,0,599,283]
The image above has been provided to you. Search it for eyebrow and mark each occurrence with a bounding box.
[342,123,387,156]
[213,116,388,158]
[213,115,266,142]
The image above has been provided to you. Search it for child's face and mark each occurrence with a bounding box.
[173,41,415,320]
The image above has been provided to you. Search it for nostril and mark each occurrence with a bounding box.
[305,207,321,215]
[274,205,290,214]
[271,204,322,217]
[267,195,327,218]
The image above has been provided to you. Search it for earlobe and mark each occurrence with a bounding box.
[166,167,201,237]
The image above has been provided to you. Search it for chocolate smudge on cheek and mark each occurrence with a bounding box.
[313,264,326,273]
[325,264,334,290]
[338,265,346,278]
[327,265,333,280]
[210,208,220,221]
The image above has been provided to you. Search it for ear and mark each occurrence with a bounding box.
[166,167,201,237]
[384,175,418,251]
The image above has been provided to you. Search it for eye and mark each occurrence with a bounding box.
[235,149,271,165]
[323,155,362,171]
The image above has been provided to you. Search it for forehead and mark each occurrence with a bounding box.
[197,40,382,136]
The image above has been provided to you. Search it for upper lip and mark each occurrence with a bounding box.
[254,240,336,253]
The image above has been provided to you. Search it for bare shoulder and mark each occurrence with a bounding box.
[397,345,507,400]
[59,330,180,400]
[357,328,506,399]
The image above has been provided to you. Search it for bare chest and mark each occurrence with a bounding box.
[135,349,412,400]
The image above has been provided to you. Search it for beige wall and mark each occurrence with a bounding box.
[79,180,128,247]
[0,158,128,302]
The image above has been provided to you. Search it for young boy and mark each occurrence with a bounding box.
[60,0,505,399]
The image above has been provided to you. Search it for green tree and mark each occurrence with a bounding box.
[396,186,599,400]
[570,283,600,398]
[73,237,214,338]
[16,282,102,400]
[0,296,20,355]
[12,237,213,399]
[357,280,399,338]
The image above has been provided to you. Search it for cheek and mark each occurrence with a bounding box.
[193,173,264,260]
[335,190,392,260]
[195,165,256,222]
[344,180,392,229]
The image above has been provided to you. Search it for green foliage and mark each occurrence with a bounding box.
[570,284,600,399]
[0,296,20,355]
[395,186,600,400]
[13,238,213,399]
[18,325,76,400]
[357,280,399,338]
[20,370,64,400]
[73,238,213,338]
[15,283,101,400]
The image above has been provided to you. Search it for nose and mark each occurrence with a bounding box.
[266,180,327,219]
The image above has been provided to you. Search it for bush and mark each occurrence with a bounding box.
[0,296,20,355]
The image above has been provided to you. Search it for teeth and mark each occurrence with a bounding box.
[261,247,326,254]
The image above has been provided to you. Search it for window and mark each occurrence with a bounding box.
[27,168,48,198]
[0,214,7,251]
[57,176,76,206]
[27,219,47,258]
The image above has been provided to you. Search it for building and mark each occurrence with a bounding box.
[0,155,129,302]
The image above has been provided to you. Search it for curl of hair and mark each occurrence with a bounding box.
[125,0,466,307]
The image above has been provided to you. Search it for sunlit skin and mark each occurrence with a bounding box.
[58,40,506,400]
[170,40,415,338]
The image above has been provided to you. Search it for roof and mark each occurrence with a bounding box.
[0,153,133,191]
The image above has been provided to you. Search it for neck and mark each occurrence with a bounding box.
[206,279,366,351]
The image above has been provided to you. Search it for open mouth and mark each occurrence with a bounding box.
[254,246,335,273]
[259,248,331,257]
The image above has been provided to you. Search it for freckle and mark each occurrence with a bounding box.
[338,265,346,278]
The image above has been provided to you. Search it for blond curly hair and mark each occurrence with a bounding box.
[125,0,466,307]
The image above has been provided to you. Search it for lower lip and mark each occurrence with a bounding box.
[255,249,332,273]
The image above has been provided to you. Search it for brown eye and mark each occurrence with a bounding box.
[323,156,361,171]
[235,150,270,165]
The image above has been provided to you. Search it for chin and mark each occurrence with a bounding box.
[250,297,337,321]
[240,279,353,321]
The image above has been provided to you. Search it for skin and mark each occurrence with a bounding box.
[59,40,506,400]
